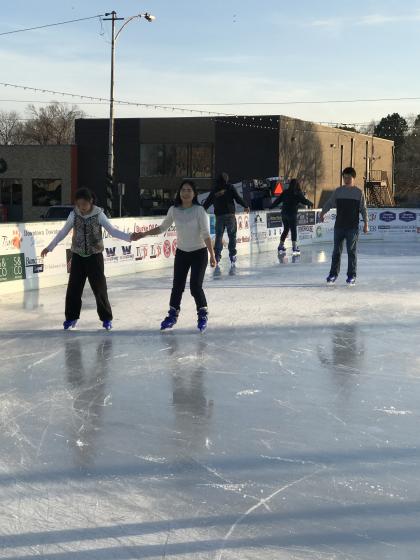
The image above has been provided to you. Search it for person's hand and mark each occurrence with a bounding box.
[131,232,143,241]
[363,223,369,234]
[210,256,217,268]
[41,248,49,258]
[319,213,325,223]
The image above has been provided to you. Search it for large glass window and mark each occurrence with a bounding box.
[191,144,213,178]
[165,144,189,177]
[140,144,165,177]
[140,143,213,178]
[32,179,62,206]
[1,179,22,205]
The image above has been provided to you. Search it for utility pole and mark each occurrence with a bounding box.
[103,10,155,218]
[103,11,123,217]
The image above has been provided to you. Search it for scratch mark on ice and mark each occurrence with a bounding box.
[216,468,325,560]
[236,389,261,397]
[26,350,61,370]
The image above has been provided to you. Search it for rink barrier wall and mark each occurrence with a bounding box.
[0,208,418,294]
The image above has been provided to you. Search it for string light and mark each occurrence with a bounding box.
[1,81,420,137]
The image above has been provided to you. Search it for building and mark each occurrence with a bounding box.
[0,115,395,222]
[0,145,77,222]
[76,115,394,215]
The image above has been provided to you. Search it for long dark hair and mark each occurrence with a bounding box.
[288,179,302,195]
[174,180,200,207]
[74,187,97,204]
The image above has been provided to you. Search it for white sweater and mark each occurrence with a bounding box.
[159,205,210,252]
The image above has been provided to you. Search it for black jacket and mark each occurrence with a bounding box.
[270,189,312,215]
[203,184,248,216]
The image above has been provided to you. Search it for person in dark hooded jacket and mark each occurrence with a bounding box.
[270,178,313,254]
[203,172,249,268]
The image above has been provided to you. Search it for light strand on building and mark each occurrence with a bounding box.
[1,81,419,136]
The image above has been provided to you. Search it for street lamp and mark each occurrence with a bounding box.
[103,11,156,217]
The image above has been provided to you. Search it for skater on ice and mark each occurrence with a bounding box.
[202,172,249,275]
[270,178,313,255]
[132,180,216,332]
[319,167,369,285]
[40,188,135,330]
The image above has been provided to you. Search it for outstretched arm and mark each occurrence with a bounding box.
[298,192,313,208]
[319,190,337,221]
[41,212,74,257]
[99,214,133,242]
[270,192,284,210]
[132,207,174,240]
[202,192,214,211]
[231,186,249,209]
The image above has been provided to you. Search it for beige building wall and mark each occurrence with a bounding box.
[278,116,394,207]
[0,145,76,222]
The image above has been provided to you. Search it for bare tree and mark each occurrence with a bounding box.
[359,120,376,135]
[23,102,85,145]
[278,117,324,204]
[0,110,25,145]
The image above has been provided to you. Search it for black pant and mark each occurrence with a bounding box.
[170,248,208,311]
[330,228,359,278]
[65,252,112,321]
[280,213,298,243]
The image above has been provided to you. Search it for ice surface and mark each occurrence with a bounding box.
[1,243,420,559]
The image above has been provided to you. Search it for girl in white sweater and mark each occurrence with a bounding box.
[133,180,216,331]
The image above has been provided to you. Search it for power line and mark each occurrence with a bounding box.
[0,98,109,106]
[0,81,236,117]
[162,96,420,106]
[0,14,104,37]
[1,82,419,136]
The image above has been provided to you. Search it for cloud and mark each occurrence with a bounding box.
[201,54,261,65]
[359,12,420,25]
[307,11,420,28]
[308,18,344,28]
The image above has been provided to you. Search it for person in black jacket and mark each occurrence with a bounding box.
[270,179,313,254]
[203,172,249,267]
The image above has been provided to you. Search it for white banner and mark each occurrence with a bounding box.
[1,207,418,294]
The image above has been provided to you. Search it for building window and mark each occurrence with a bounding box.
[140,144,165,177]
[191,144,213,178]
[140,143,213,178]
[32,179,62,206]
[165,144,189,177]
[1,179,22,205]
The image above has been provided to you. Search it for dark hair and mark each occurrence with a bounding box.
[75,187,96,203]
[174,180,200,207]
[342,167,356,178]
[288,178,302,195]
[216,172,229,188]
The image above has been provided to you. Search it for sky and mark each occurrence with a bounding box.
[2,0,420,127]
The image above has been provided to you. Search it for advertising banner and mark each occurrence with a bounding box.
[1,206,419,295]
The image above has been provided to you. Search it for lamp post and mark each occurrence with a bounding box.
[103,11,156,217]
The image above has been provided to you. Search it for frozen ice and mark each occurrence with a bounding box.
[1,242,420,559]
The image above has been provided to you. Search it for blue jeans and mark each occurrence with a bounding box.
[330,228,359,278]
[214,214,237,261]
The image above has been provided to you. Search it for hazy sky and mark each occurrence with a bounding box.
[2,0,420,125]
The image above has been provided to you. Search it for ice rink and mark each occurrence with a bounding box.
[1,242,420,560]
